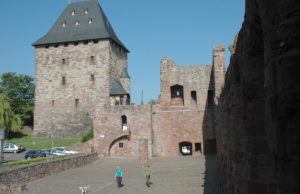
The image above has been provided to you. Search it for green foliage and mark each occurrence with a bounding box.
[81,128,94,143]
[147,99,157,105]
[0,94,22,133]
[0,72,35,126]
[7,134,81,150]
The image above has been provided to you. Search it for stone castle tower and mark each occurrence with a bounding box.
[33,0,130,137]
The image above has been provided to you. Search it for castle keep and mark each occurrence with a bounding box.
[33,0,225,157]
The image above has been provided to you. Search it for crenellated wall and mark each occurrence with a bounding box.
[216,0,300,193]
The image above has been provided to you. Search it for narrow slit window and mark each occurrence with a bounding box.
[51,100,55,107]
[119,142,123,148]
[75,99,79,107]
[91,74,95,81]
[62,77,66,85]
[62,58,66,65]
[191,91,197,105]
[90,56,95,65]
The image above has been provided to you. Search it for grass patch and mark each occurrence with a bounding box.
[6,134,81,150]
[2,154,82,167]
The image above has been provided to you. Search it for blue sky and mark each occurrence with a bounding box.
[0,0,245,104]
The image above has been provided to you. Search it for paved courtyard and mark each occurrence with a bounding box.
[22,155,220,194]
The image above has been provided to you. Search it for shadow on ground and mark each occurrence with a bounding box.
[202,154,222,194]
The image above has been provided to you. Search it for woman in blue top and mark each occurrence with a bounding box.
[115,166,123,188]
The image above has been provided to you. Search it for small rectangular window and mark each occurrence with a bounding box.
[119,142,123,148]
[191,91,197,105]
[51,100,55,107]
[62,58,66,65]
[75,99,79,107]
[62,77,66,85]
[91,74,95,81]
[195,143,201,152]
[90,56,95,65]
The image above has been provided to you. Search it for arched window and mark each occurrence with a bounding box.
[170,84,184,106]
[121,115,128,131]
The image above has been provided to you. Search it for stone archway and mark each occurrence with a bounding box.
[108,135,130,157]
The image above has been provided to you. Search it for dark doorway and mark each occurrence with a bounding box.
[195,143,202,153]
[179,141,192,155]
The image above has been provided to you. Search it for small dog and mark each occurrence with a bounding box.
[79,185,89,194]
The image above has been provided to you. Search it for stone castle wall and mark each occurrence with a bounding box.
[34,40,127,137]
[93,105,152,158]
[216,0,300,193]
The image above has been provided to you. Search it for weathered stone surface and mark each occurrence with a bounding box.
[216,0,300,194]
[34,40,128,137]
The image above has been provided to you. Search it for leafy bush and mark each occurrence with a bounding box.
[81,128,93,143]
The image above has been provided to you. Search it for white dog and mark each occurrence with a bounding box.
[79,185,90,194]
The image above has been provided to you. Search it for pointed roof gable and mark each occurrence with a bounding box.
[120,68,130,78]
[33,0,128,52]
[109,78,128,96]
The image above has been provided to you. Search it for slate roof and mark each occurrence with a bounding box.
[109,78,128,96]
[32,0,128,52]
[120,68,130,78]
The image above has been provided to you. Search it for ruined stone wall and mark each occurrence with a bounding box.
[152,57,219,156]
[93,105,152,158]
[216,0,300,193]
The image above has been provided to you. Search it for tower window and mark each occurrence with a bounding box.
[84,9,89,14]
[191,91,197,105]
[88,18,93,24]
[61,21,66,27]
[90,56,95,65]
[171,85,184,106]
[75,20,80,26]
[71,10,76,15]
[75,99,79,107]
[91,74,95,81]
[62,58,66,65]
[62,77,66,85]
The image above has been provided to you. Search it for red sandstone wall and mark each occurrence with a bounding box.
[216,0,300,193]
[93,105,152,158]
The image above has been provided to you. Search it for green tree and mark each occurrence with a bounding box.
[0,94,22,133]
[0,72,34,126]
[147,99,157,105]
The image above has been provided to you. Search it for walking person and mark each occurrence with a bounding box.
[144,164,152,187]
[115,166,123,188]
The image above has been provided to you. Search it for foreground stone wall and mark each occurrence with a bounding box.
[0,153,97,186]
[216,0,300,193]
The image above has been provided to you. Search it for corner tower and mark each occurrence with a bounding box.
[33,0,129,137]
